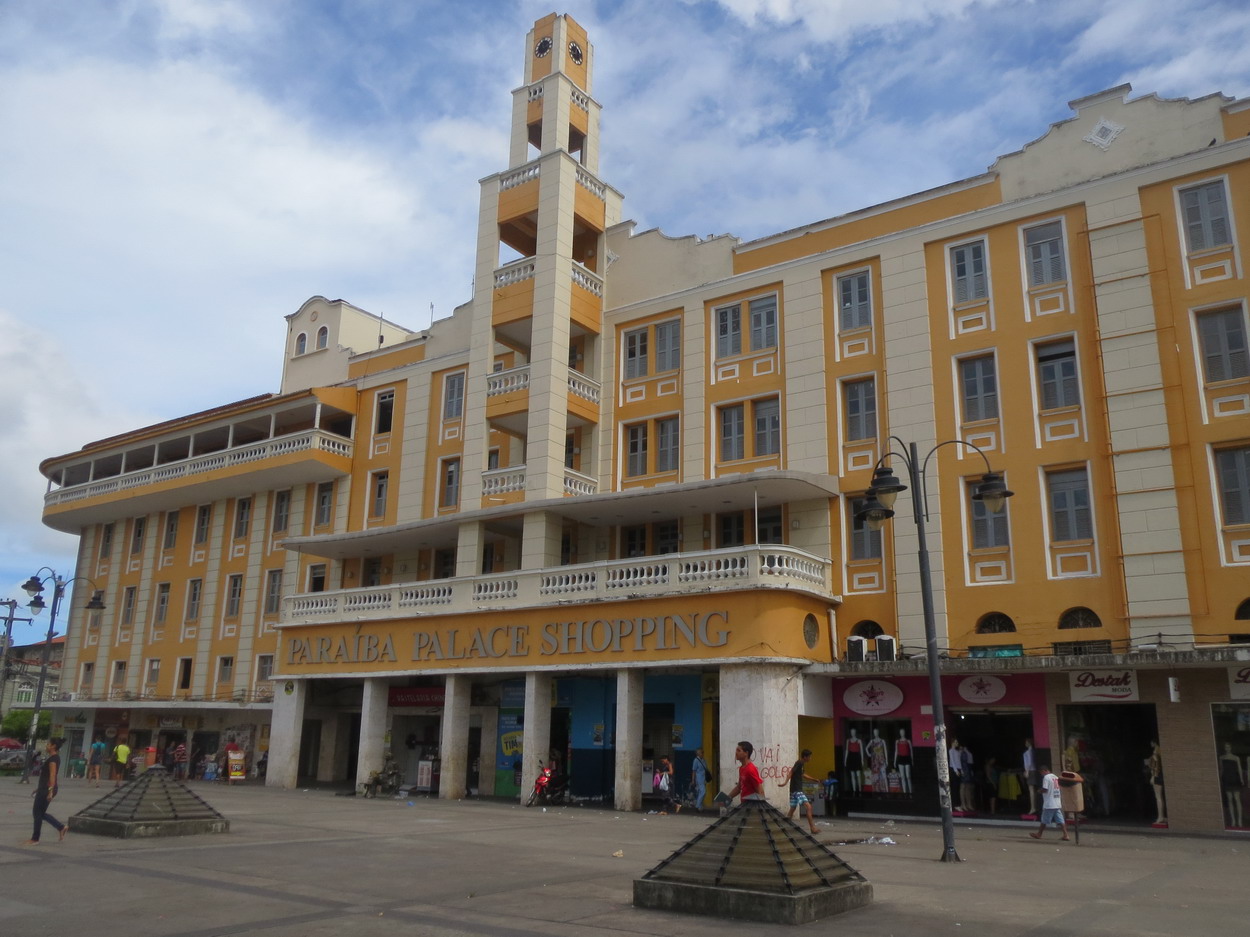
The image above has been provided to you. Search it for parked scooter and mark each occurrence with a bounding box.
[525,760,568,807]
[363,758,402,797]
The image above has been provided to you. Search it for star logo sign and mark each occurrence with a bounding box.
[968,677,994,697]
[858,683,886,708]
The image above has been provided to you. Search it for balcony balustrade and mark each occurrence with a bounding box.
[281,544,834,624]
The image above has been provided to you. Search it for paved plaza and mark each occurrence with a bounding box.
[1,776,1246,936]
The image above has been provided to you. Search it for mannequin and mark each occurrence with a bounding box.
[948,739,966,810]
[1023,738,1039,815]
[866,728,888,793]
[893,729,913,794]
[1063,736,1081,773]
[1218,742,1244,828]
[1148,741,1167,826]
[844,729,863,793]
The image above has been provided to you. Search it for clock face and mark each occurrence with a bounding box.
[535,36,552,58]
[568,41,583,65]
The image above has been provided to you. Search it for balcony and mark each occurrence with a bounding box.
[42,428,353,532]
[281,544,835,624]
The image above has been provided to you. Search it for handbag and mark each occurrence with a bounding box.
[659,773,670,792]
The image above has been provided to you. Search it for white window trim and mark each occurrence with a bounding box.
[948,237,991,307]
[1173,174,1242,288]
[1187,300,1250,424]
[1038,462,1100,579]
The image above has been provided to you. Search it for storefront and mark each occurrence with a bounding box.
[1214,665,1250,831]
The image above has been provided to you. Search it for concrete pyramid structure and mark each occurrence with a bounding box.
[634,798,872,924]
[70,765,230,839]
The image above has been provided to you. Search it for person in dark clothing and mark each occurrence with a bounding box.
[25,737,67,845]
[777,748,821,834]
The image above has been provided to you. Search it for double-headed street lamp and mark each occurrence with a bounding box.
[18,570,105,782]
[856,437,1013,863]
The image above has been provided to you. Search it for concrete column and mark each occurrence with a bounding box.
[475,705,499,796]
[718,663,802,803]
[355,678,388,792]
[316,716,341,782]
[521,671,552,802]
[266,679,306,789]
[614,668,644,811]
[439,674,472,800]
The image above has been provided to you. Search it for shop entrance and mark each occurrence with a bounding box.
[947,709,1034,814]
[1059,703,1159,822]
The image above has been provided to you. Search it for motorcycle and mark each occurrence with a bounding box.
[525,761,568,807]
[363,758,402,798]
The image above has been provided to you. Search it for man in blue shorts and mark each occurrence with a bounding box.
[778,748,821,834]
[1029,765,1070,841]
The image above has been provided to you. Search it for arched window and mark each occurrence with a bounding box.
[851,620,884,639]
[1058,606,1102,630]
[976,612,1016,634]
[316,326,329,350]
[15,682,35,704]
[1236,598,1250,620]
[295,333,307,355]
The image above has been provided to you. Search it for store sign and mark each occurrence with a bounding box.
[1069,669,1138,701]
[843,679,904,715]
[388,686,446,707]
[958,675,1007,704]
[1229,666,1250,701]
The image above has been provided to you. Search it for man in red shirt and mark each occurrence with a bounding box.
[726,740,764,803]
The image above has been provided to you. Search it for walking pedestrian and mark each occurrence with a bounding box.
[778,748,821,834]
[113,737,131,788]
[1029,765,1070,841]
[656,756,680,814]
[88,735,107,787]
[24,737,67,845]
[726,740,764,804]
[690,747,710,812]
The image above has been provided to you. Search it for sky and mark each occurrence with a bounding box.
[1,0,1247,644]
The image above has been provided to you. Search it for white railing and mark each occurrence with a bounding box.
[571,89,589,112]
[494,259,537,289]
[500,163,541,191]
[575,166,604,198]
[482,467,526,496]
[45,430,353,507]
[567,369,600,404]
[570,262,603,298]
[280,545,833,624]
[528,85,544,103]
[487,366,530,396]
[563,469,597,496]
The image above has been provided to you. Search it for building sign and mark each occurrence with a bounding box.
[958,675,1007,704]
[842,679,904,716]
[388,686,446,707]
[1069,669,1138,702]
[1229,666,1250,701]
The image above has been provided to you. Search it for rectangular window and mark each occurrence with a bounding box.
[130,516,146,554]
[757,507,783,544]
[960,355,999,422]
[749,294,778,351]
[715,304,742,358]
[112,660,127,687]
[656,417,680,472]
[718,512,745,547]
[308,564,327,593]
[1025,221,1066,286]
[177,658,192,690]
[849,497,883,560]
[655,520,680,554]
[1181,179,1231,252]
[375,389,395,434]
[1196,307,1249,383]
[121,586,136,626]
[951,240,988,303]
[488,448,501,471]
[145,659,160,685]
[257,654,274,682]
[624,328,648,379]
[217,656,234,684]
[1216,446,1250,526]
[719,404,745,461]
[194,505,211,545]
[234,497,252,539]
[753,397,781,455]
[968,480,1010,548]
[153,583,170,624]
[622,525,647,557]
[655,320,681,372]
[1047,467,1093,542]
[363,557,382,587]
[1037,339,1080,409]
[838,271,872,330]
[625,424,648,477]
[443,372,466,420]
[162,512,179,550]
[224,574,243,617]
[370,471,389,518]
[315,482,334,526]
[99,522,114,559]
[271,490,290,533]
[433,549,456,579]
[80,662,94,692]
[440,458,461,508]
[186,579,202,620]
[844,378,877,441]
[264,569,283,615]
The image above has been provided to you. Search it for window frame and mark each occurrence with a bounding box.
[1036,338,1080,410]
[1179,178,1232,253]
[121,586,136,626]
[656,417,680,473]
[439,457,461,508]
[748,294,779,351]
[950,239,989,304]
[130,516,146,555]
[719,403,745,461]
[233,497,252,539]
[315,481,334,526]
[843,377,877,441]
[959,354,999,423]
[1215,446,1250,527]
[1195,305,1249,384]
[753,397,781,456]
[194,505,211,545]
[375,389,395,434]
[370,470,389,519]
[295,333,307,355]
[837,270,872,331]
[185,578,202,620]
[849,496,883,560]
[715,303,742,359]
[153,583,170,625]
[623,328,649,380]
[655,319,681,372]
[224,574,244,618]
[1024,220,1066,286]
[217,655,235,684]
[443,371,466,420]
[316,325,329,350]
[625,423,648,477]
[263,569,283,615]
[1047,467,1094,542]
[271,490,290,533]
[968,478,1010,549]
[162,512,179,551]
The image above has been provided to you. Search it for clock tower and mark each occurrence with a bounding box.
[456,14,622,584]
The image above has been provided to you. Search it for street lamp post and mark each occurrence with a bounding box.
[1,599,35,718]
[18,570,105,782]
[856,438,1013,863]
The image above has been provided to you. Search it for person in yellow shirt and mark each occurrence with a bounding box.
[113,738,132,788]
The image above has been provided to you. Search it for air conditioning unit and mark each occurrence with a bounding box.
[61,692,76,702]
[875,635,897,661]
[846,635,867,662]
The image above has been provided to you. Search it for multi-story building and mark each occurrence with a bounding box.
[39,14,1250,831]
[0,636,62,722]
